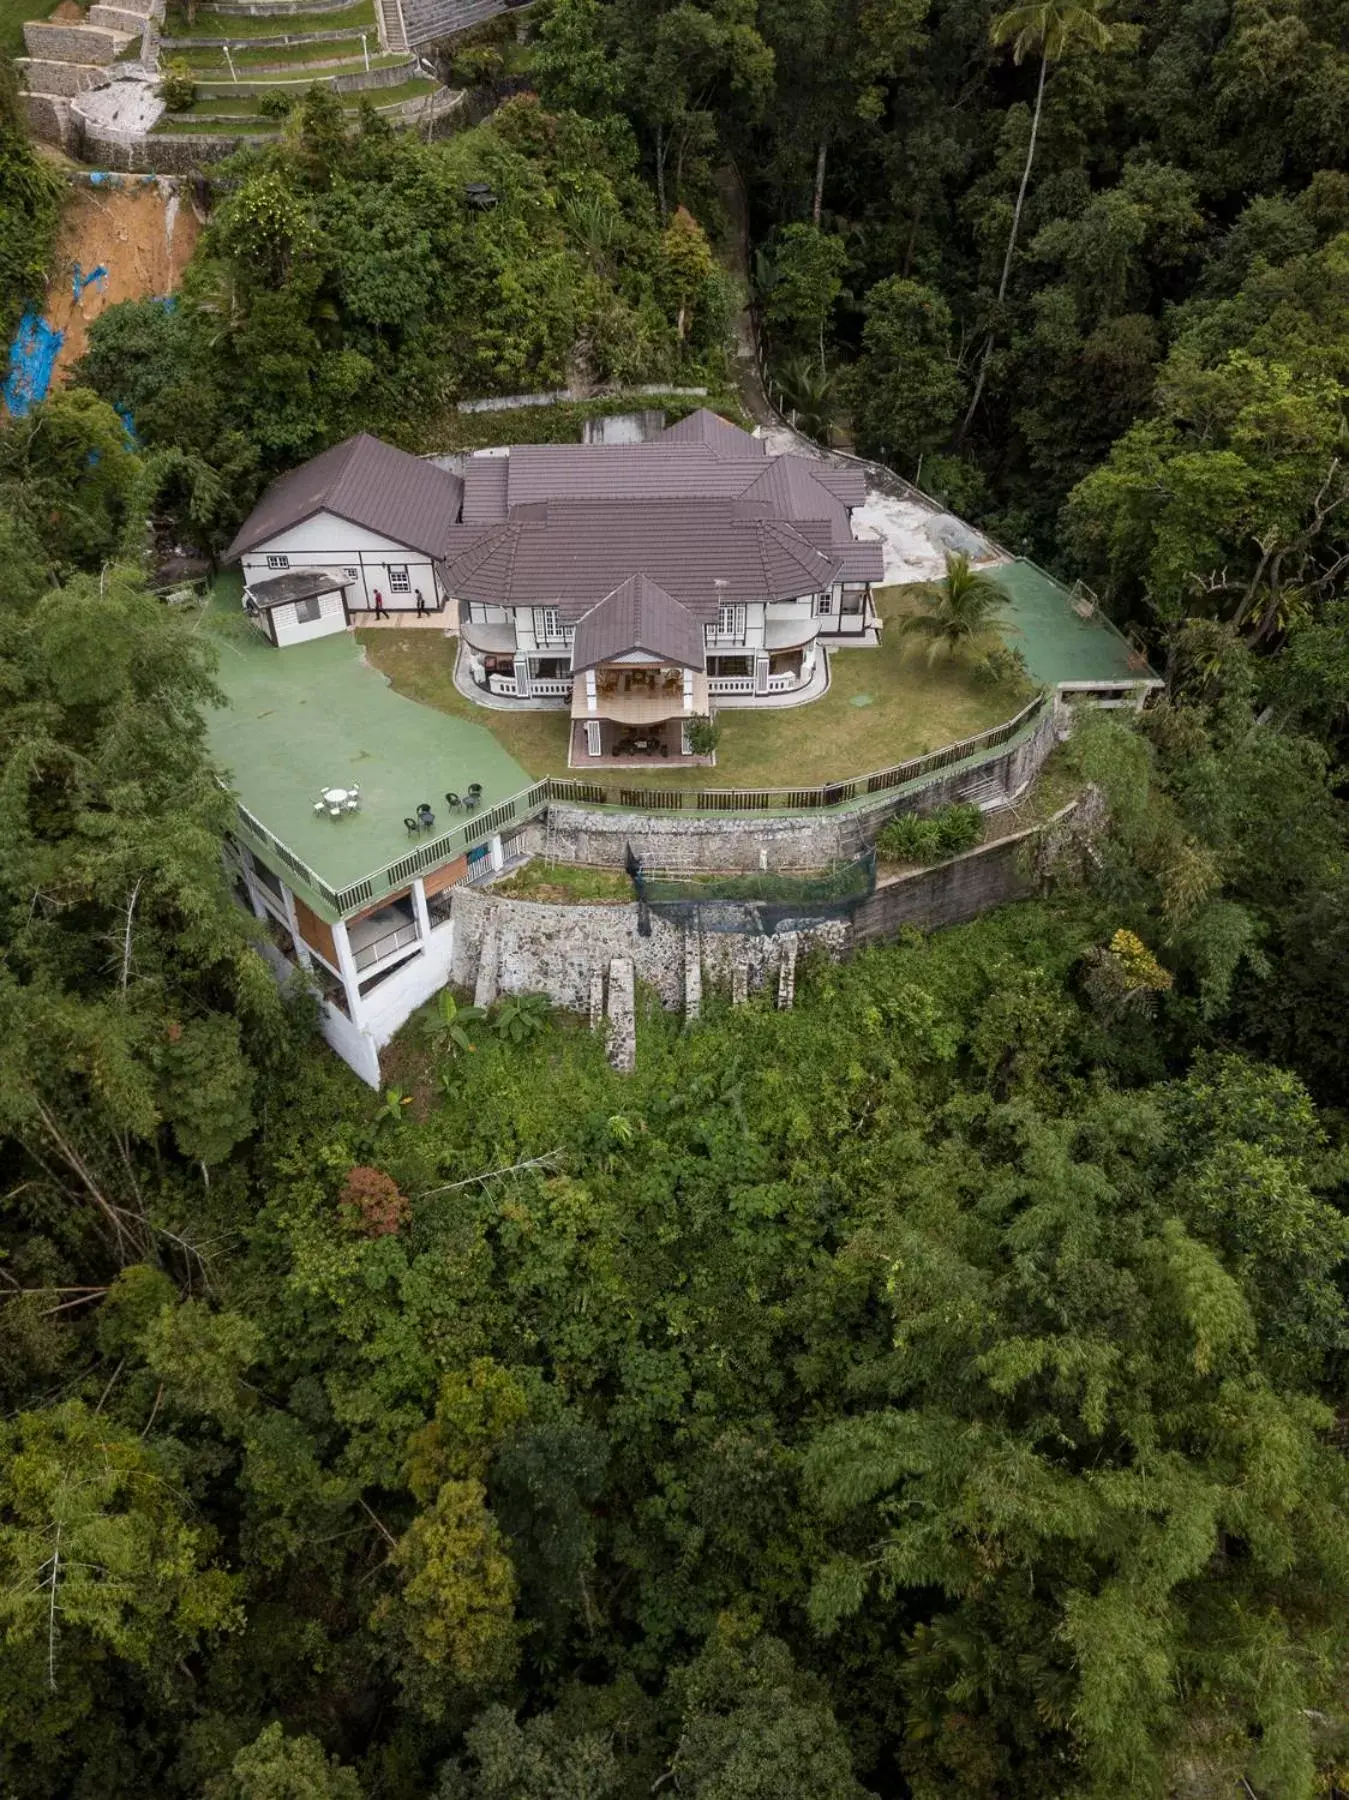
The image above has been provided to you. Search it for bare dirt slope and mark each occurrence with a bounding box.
[44,178,201,386]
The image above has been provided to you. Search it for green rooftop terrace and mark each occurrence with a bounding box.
[203,579,530,916]
[989,559,1158,690]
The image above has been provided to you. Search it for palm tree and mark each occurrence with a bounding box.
[958,0,1118,442]
[899,552,1011,660]
[777,354,838,443]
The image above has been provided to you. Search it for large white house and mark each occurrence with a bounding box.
[226,411,887,763]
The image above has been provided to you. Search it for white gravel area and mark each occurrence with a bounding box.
[73,75,165,137]
[853,493,1005,587]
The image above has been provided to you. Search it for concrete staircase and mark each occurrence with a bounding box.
[376,0,408,49]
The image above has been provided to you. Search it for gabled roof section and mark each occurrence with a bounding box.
[225,434,465,562]
[462,455,510,524]
[659,407,765,459]
[571,575,706,671]
[439,499,839,618]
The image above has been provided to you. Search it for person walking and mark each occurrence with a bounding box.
[415,587,427,617]
[373,588,386,621]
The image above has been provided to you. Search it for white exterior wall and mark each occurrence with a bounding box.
[240,512,443,612]
[353,918,458,1055]
[764,597,816,627]
[270,589,348,647]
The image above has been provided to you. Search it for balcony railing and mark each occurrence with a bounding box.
[708,675,755,694]
[529,678,573,697]
[353,920,421,974]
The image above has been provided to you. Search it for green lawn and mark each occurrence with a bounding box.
[184,36,383,68]
[163,0,375,37]
[491,861,633,903]
[1,0,54,55]
[359,586,1031,793]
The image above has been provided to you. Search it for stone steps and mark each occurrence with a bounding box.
[377,0,406,48]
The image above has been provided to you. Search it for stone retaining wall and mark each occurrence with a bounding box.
[448,886,846,1012]
[76,123,249,169]
[18,58,113,96]
[24,19,129,59]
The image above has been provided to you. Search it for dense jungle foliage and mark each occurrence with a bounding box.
[6,0,1349,1791]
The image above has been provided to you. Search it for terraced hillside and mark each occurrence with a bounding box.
[152,0,446,138]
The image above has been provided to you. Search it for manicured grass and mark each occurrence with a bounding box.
[491,861,633,904]
[184,36,375,67]
[1,0,54,55]
[163,0,374,37]
[193,51,407,82]
[358,587,1031,794]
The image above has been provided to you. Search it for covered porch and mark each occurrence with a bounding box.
[568,666,712,767]
[568,715,714,767]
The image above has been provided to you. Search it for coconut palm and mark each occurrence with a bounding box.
[900,552,1011,660]
[958,0,1119,441]
[777,354,838,443]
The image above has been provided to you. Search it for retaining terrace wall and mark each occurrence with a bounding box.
[525,703,1063,874]
[448,886,846,1011]
[852,832,1040,945]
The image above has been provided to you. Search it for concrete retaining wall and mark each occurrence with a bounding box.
[853,833,1039,944]
[76,122,250,169]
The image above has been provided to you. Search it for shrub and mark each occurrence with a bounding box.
[339,1165,410,1237]
[876,801,983,865]
[257,91,295,120]
[686,713,720,754]
[157,59,197,112]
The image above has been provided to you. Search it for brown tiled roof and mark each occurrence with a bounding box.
[659,407,765,459]
[440,499,839,618]
[462,454,510,524]
[571,575,705,671]
[225,434,464,562]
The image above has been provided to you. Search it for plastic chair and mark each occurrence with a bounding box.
[313,800,326,815]
[444,791,462,810]
[416,805,435,831]
[404,816,420,836]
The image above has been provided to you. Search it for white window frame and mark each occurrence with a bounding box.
[716,603,745,639]
[388,565,411,595]
[541,606,562,642]
[266,553,290,571]
[342,566,359,580]
[816,592,833,616]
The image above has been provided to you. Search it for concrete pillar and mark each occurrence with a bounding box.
[776,932,798,1010]
[683,926,701,1023]
[589,967,605,1031]
[755,653,770,695]
[732,956,749,1007]
[585,669,597,712]
[606,957,636,1072]
[473,905,500,1009]
[331,917,365,1025]
[410,876,431,939]
[489,834,504,872]
[513,653,531,698]
[279,881,311,970]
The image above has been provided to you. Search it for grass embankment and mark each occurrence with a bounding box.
[0,0,49,56]
[491,862,633,903]
[184,37,387,70]
[163,0,376,36]
[359,585,1030,793]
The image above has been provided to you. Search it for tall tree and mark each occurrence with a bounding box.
[958,0,1119,442]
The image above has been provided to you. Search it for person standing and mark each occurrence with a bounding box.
[415,587,427,617]
[373,589,386,621]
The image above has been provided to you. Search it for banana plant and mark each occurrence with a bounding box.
[423,990,485,1060]
[492,992,552,1046]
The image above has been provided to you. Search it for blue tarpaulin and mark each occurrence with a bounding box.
[2,312,64,418]
[72,262,108,300]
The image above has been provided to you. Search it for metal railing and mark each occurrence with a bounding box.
[353,920,420,973]
[230,698,1049,923]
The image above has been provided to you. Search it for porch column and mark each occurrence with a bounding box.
[585,669,597,713]
[410,876,431,941]
[682,669,694,711]
[489,834,504,872]
[585,719,602,757]
[513,654,531,698]
[331,918,365,1025]
[755,654,770,695]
